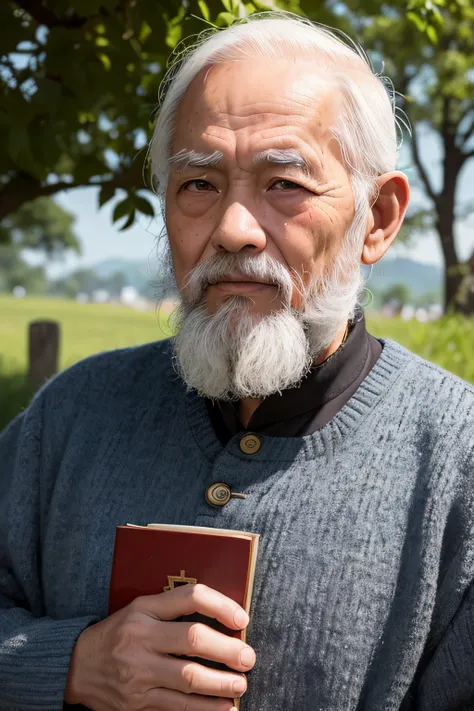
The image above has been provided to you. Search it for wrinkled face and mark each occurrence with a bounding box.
[165,58,357,316]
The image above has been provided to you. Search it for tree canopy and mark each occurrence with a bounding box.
[0,196,80,255]
[341,0,474,311]
[1,0,472,308]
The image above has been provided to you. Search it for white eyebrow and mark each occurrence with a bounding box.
[168,149,224,171]
[253,149,312,176]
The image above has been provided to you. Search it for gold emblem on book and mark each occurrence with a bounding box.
[164,570,197,591]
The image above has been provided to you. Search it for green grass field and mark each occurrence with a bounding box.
[0,295,172,430]
[0,294,172,373]
[1,294,474,430]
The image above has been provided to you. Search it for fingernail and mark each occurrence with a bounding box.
[232,678,247,696]
[240,646,256,669]
[234,608,249,628]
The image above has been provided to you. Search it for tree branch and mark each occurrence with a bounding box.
[409,123,439,208]
[15,0,89,29]
[467,244,474,269]
[0,163,146,221]
[459,113,474,148]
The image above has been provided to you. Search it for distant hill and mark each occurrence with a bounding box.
[369,257,442,299]
[90,256,443,302]
[92,258,160,292]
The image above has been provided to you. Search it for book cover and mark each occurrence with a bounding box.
[108,524,259,709]
[108,523,259,642]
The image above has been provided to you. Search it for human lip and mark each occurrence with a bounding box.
[208,273,274,285]
[207,275,276,294]
[211,281,276,294]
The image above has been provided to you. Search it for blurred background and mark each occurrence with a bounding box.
[1,0,473,430]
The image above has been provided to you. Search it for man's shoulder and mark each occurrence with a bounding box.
[382,339,474,430]
[385,338,474,396]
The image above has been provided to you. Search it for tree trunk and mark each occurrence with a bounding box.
[453,251,474,316]
[436,216,460,313]
[443,258,463,313]
[436,209,474,315]
[431,99,474,315]
[27,320,60,390]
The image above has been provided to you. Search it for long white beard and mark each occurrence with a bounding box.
[173,296,311,400]
[170,248,363,401]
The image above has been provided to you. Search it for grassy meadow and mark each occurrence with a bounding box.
[1,294,474,430]
[0,295,172,430]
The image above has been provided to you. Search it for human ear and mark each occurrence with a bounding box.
[361,172,410,266]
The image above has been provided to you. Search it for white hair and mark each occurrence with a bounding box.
[150,11,406,224]
[149,13,408,399]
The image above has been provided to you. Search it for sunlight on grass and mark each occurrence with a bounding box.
[0,295,172,373]
[1,295,474,431]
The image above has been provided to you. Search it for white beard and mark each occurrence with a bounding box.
[173,296,312,400]
[169,249,363,401]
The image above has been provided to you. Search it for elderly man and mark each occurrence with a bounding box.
[1,12,474,711]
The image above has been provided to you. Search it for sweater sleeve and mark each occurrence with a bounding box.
[0,394,99,711]
[417,582,474,710]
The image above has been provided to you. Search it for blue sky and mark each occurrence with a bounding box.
[40,129,473,279]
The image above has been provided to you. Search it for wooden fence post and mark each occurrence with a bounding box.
[27,321,60,390]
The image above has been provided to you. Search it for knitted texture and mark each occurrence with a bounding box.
[1,338,474,711]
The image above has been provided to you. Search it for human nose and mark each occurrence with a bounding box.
[211,201,267,253]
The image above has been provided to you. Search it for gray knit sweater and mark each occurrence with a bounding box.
[1,338,474,711]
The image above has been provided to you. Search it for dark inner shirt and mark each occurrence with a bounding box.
[206,314,382,444]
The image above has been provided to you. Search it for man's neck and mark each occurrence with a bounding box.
[238,321,349,427]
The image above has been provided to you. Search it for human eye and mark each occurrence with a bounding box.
[180,179,216,192]
[269,179,306,191]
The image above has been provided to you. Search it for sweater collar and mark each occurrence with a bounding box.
[206,315,371,439]
[183,338,411,463]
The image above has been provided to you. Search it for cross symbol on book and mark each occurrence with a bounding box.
[164,570,198,592]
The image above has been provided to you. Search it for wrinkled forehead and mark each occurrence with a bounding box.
[172,58,346,154]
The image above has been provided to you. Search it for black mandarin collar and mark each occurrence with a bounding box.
[206,314,382,443]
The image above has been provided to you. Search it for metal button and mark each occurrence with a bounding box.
[205,483,248,507]
[205,482,231,507]
[240,434,261,455]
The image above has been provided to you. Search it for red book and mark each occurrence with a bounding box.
[109,524,259,625]
[109,523,259,708]
[109,522,259,613]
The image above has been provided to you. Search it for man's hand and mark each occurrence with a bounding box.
[64,584,255,711]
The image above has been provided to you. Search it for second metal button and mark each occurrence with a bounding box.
[205,482,232,507]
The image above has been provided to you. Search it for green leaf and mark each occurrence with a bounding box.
[198,0,211,21]
[98,184,116,208]
[33,78,62,111]
[112,198,132,223]
[119,209,136,231]
[132,194,155,216]
[8,125,30,165]
[139,21,152,43]
[98,52,111,70]
[406,11,426,31]
[216,11,237,26]
[29,122,60,172]
[165,24,182,49]
[426,24,439,43]
[7,124,44,178]
[251,0,274,11]
[230,0,244,14]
